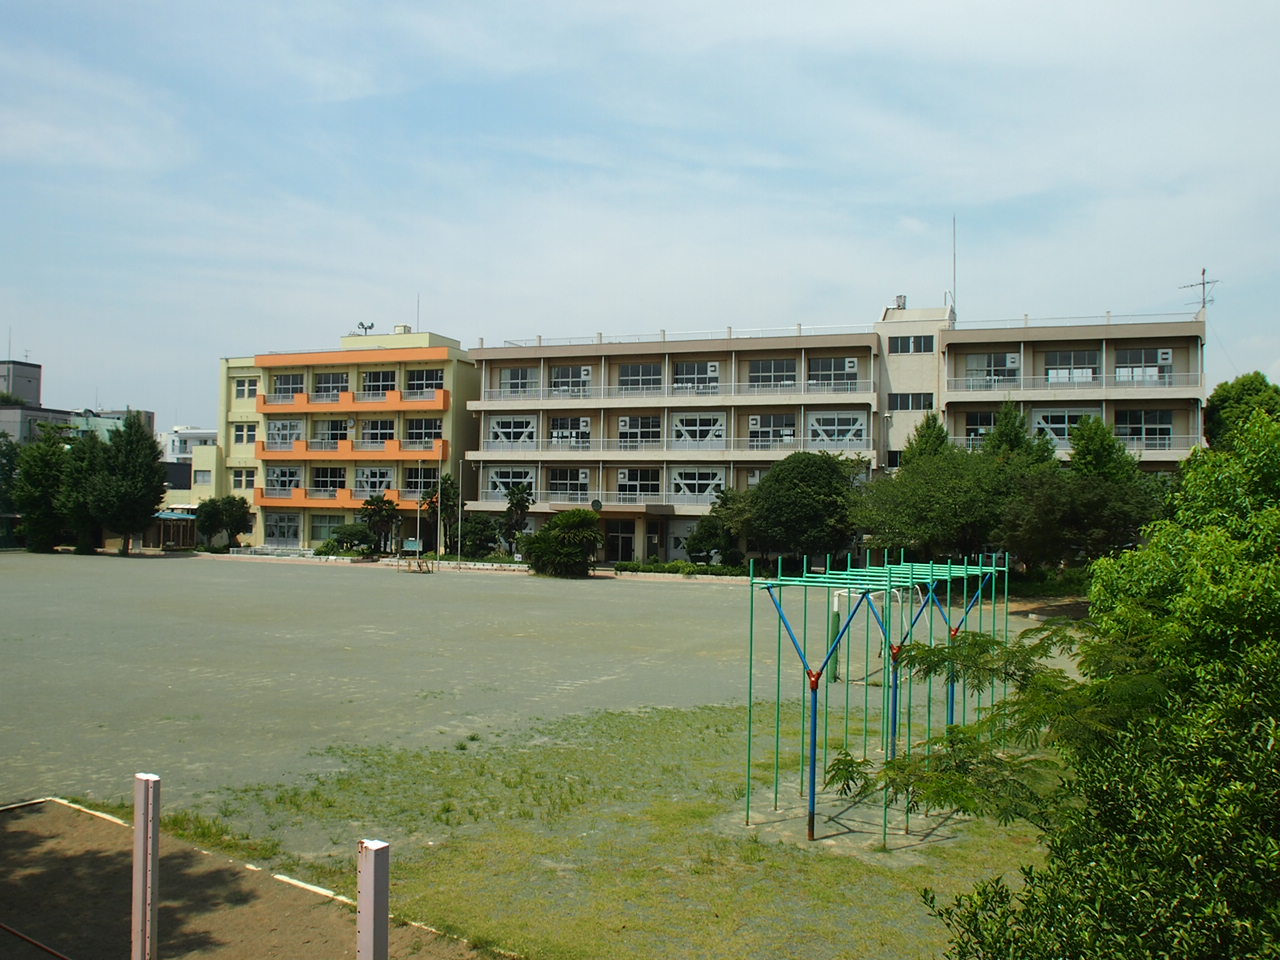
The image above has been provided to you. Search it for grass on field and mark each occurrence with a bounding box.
[99,703,1042,960]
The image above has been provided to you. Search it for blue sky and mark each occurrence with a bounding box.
[3,1,1276,430]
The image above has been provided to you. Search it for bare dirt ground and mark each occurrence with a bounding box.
[0,800,483,960]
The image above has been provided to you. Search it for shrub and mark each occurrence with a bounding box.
[519,509,604,578]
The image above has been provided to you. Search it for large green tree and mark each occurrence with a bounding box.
[520,508,604,577]
[750,452,860,560]
[96,412,167,555]
[357,493,400,553]
[196,495,253,548]
[914,410,1280,959]
[0,430,20,516]
[501,483,535,551]
[13,424,69,552]
[1204,371,1280,449]
[57,431,107,553]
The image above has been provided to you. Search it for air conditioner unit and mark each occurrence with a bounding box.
[579,418,590,430]
[581,366,592,379]
[706,362,719,375]
[1005,354,1020,369]
[618,417,629,429]
[845,357,859,372]
[748,416,760,429]
[579,469,590,483]
[1157,348,1173,365]
[618,469,629,482]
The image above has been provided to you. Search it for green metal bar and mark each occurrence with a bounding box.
[746,557,756,824]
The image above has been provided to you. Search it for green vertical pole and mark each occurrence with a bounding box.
[773,581,782,811]
[843,587,852,750]
[746,558,756,824]
[862,589,871,760]
[800,574,809,798]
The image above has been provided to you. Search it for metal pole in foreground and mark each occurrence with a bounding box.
[807,673,820,841]
[132,773,160,960]
[357,839,390,960]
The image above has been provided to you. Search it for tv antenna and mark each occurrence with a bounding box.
[357,322,375,335]
[1179,268,1218,309]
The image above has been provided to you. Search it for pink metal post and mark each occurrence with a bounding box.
[132,773,161,960]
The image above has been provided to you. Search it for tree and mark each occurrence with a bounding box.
[13,424,69,552]
[57,432,107,553]
[330,522,376,553]
[95,412,166,555]
[750,452,860,560]
[0,431,21,516]
[900,411,950,466]
[519,509,604,578]
[197,495,253,548]
[683,509,736,565]
[1204,371,1280,449]
[501,483,535,550]
[912,411,1280,958]
[357,493,400,554]
[460,513,500,558]
[1067,414,1139,482]
[195,498,224,546]
[424,473,461,553]
[983,402,1055,463]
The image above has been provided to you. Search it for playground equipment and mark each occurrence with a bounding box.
[745,551,1009,843]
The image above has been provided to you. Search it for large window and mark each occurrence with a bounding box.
[964,411,996,449]
[1115,409,1174,449]
[747,413,797,448]
[355,466,393,496]
[403,466,439,497]
[406,369,444,394]
[265,466,301,495]
[311,419,348,448]
[405,418,442,446]
[498,367,538,396]
[748,358,797,389]
[264,512,301,546]
[489,416,536,446]
[1114,348,1173,385]
[266,418,302,449]
[963,353,1019,388]
[1044,350,1099,385]
[359,419,394,448]
[617,468,660,503]
[362,370,396,396]
[808,411,866,448]
[232,423,257,444]
[310,466,346,495]
[234,378,258,399]
[887,393,933,411]
[548,468,591,502]
[549,365,592,396]
[807,357,859,390]
[671,412,726,447]
[1033,408,1101,446]
[888,335,934,354]
[549,417,591,447]
[618,363,662,392]
[618,415,661,449]
[313,371,348,398]
[231,468,256,489]
[488,467,536,496]
[311,514,345,543]
[272,373,304,396]
[670,467,724,501]
[673,361,720,393]
[193,470,212,485]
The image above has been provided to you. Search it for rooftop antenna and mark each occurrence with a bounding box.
[951,215,957,317]
[357,322,375,336]
[1179,268,1217,309]
[416,293,420,333]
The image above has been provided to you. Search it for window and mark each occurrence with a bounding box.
[355,466,393,496]
[964,412,996,449]
[231,468,256,489]
[671,412,726,447]
[618,415,661,449]
[498,367,538,396]
[313,372,348,398]
[673,361,720,393]
[617,468,660,503]
[406,369,444,394]
[234,378,258,399]
[548,468,591,502]
[311,467,346,496]
[888,335,935,354]
[1033,408,1101,447]
[1044,350,1099,385]
[886,451,902,469]
[549,417,591,447]
[1115,409,1174,449]
[808,357,859,390]
[266,419,302,449]
[747,413,797,448]
[361,369,396,396]
[670,467,724,501]
[488,467,536,496]
[748,358,797,388]
[1114,348,1173,385]
[489,416,536,446]
[194,470,212,485]
[265,466,301,495]
[549,365,592,396]
[963,353,1019,388]
[311,419,348,448]
[808,411,866,448]
[264,512,301,546]
[618,363,662,392]
[232,423,257,444]
[403,466,439,497]
[272,373,304,396]
[310,514,345,543]
[360,419,394,442]
[887,393,933,411]
[405,418,442,445]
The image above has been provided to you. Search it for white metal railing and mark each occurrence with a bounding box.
[498,323,877,348]
[477,435,872,453]
[309,439,340,450]
[356,390,388,402]
[309,391,344,402]
[955,311,1199,330]
[402,388,439,401]
[263,393,299,405]
[263,486,298,498]
[265,439,299,451]
[951,433,1201,453]
[947,371,1202,392]
[476,488,723,506]
[401,439,440,450]
[353,440,388,450]
[480,379,873,402]
[307,487,341,498]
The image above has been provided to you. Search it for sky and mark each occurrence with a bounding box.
[3,1,1277,431]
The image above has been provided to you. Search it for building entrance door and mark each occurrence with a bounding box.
[606,519,635,562]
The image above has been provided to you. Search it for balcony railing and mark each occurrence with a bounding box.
[951,433,1202,453]
[402,388,439,401]
[475,488,724,506]
[353,439,388,451]
[477,435,873,453]
[481,380,873,402]
[265,439,301,451]
[946,372,1202,392]
[307,486,342,498]
[264,485,299,499]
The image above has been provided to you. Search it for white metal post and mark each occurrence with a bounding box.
[357,839,390,960]
[132,773,161,960]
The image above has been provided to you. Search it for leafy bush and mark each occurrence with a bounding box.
[613,559,748,577]
[518,509,604,578]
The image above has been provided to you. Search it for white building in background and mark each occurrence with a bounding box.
[159,425,218,464]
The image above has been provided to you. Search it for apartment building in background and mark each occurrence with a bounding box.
[194,326,478,549]
[464,300,1206,562]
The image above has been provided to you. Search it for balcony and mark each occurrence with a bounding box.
[474,435,873,456]
[253,486,425,509]
[478,380,873,404]
[256,438,447,461]
[472,488,724,508]
[257,388,447,414]
[945,372,1202,393]
[950,433,1203,457]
